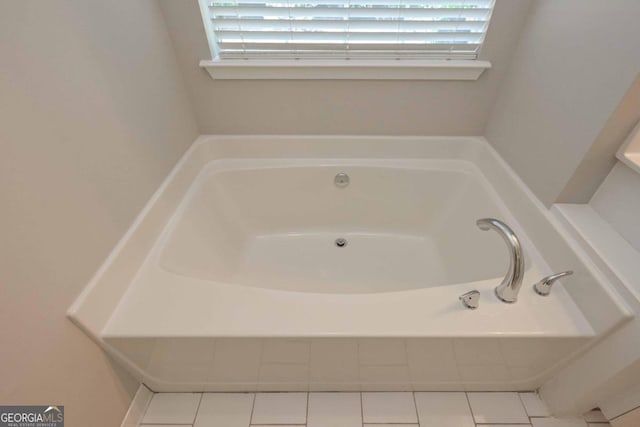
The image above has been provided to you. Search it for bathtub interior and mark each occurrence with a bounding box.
[158,160,532,294]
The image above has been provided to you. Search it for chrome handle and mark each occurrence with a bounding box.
[459,290,480,309]
[476,218,525,303]
[533,270,573,296]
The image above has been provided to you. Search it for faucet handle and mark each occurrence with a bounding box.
[459,290,480,309]
[533,271,573,296]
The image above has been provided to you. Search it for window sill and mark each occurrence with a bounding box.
[199,59,491,81]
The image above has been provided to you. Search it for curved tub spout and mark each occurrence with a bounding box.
[476,218,525,303]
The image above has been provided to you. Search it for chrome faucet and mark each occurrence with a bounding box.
[476,218,525,303]
[459,290,481,309]
[533,271,573,296]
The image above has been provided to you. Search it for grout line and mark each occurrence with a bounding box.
[464,391,477,424]
[517,392,530,418]
[248,392,257,427]
[360,392,364,427]
[411,392,420,425]
[192,392,204,426]
[305,391,310,426]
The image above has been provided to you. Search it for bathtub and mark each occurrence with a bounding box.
[69,136,630,393]
[162,159,528,294]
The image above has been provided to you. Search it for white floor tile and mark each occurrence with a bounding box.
[137,391,612,427]
[361,392,418,424]
[194,393,254,427]
[531,418,588,427]
[142,393,201,425]
[364,425,419,427]
[414,392,474,427]
[307,392,362,427]
[520,392,552,417]
[584,409,608,422]
[467,392,529,424]
[479,425,532,427]
[251,392,307,425]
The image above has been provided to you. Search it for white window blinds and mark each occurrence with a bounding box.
[200,0,494,60]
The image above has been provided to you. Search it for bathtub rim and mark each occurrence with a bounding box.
[68,134,632,345]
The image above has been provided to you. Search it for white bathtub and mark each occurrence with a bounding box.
[161,159,526,294]
[69,136,630,392]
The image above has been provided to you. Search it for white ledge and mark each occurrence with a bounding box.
[553,203,640,304]
[616,119,640,175]
[199,59,491,80]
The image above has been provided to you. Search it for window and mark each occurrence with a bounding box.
[198,0,494,79]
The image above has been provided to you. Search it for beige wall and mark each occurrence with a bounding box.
[0,1,198,426]
[557,73,640,203]
[591,162,640,252]
[587,76,640,251]
[159,0,531,135]
[485,0,640,206]
[612,406,640,427]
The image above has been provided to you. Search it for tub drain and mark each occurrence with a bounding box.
[335,238,347,247]
[334,172,349,188]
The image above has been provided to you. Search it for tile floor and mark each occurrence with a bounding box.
[140,391,611,427]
